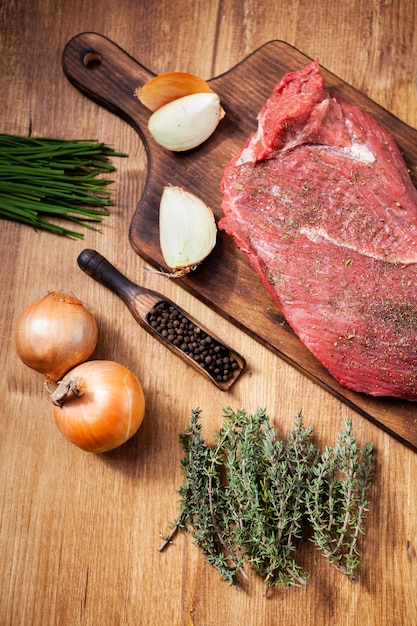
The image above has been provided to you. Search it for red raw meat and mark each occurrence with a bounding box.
[219,60,417,400]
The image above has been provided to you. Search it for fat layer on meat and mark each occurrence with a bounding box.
[219,60,417,400]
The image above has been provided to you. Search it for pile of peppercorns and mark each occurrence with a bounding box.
[147,300,239,383]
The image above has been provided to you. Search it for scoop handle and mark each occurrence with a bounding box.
[77,248,160,321]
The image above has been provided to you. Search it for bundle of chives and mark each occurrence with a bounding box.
[0,134,127,238]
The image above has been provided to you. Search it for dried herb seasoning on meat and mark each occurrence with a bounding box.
[160,408,374,594]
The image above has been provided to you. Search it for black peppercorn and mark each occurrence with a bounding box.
[147,300,239,383]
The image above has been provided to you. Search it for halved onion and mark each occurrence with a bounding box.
[135,71,214,112]
[159,185,217,277]
[148,92,225,152]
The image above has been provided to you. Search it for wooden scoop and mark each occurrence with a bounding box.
[77,249,245,391]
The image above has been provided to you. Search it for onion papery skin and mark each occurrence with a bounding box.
[135,71,214,112]
[14,291,98,382]
[52,360,145,453]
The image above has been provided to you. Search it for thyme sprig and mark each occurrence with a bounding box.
[0,134,126,238]
[160,408,374,594]
[305,419,374,580]
[160,409,245,585]
[224,409,315,591]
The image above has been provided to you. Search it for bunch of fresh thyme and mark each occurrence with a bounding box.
[159,408,373,594]
[0,133,126,238]
[305,420,374,580]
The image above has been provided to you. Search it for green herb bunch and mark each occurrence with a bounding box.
[0,133,126,238]
[305,420,374,580]
[160,408,373,594]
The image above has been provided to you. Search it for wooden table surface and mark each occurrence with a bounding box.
[1,2,417,625]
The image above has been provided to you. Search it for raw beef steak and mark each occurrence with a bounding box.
[219,60,417,400]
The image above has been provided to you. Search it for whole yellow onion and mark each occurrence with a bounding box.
[51,360,145,453]
[14,291,98,382]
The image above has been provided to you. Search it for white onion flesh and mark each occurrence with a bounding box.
[159,186,217,275]
[148,92,224,151]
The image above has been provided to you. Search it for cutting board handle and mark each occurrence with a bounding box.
[62,32,153,136]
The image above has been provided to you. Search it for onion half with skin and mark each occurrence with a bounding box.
[135,71,214,112]
[14,291,98,382]
[51,360,145,453]
[159,185,217,276]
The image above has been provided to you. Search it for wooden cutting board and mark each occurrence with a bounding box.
[63,32,417,451]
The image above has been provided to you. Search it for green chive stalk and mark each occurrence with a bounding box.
[0,134,126,238]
